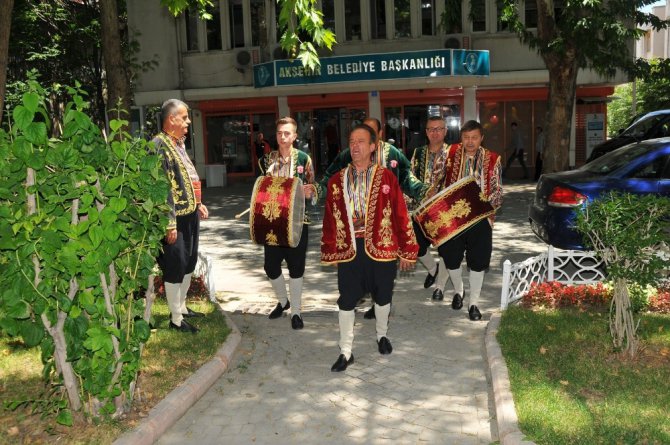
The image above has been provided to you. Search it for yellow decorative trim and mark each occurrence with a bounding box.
[423,198,472,238]
[376,202,393,248]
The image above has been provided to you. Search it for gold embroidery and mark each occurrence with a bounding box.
[262,177,285,222]
[424,199,472,238]
[331,182,341,199]
[333,203,348,249]
[405,219,417,244]
[377,202,393,248]
[479,190,488,202]
[265,230,278,246]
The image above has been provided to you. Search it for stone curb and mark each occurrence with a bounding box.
[486,312,536,445]
[112,309,242,445]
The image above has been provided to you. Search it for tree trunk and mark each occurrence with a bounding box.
[610,278,639,358]
[542,53,578,173]
[99,0,131,120]
[0,0,15,126]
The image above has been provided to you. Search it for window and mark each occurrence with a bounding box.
[251,0,267,47]
[371,0,387,39]
[496,0,510,32]
[322,0,335,32]
[421,0,437,36]
[206,115,252,173]
[395,0,411,38]
[229,0,245,48]
[470,0,486,32]
[185,8,199,51]
[442,0,462,34]
[206,3,222,50]
[345,0,361,40]
[525,0,538,28]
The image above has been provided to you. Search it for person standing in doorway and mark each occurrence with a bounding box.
[503,122,528,179]
[534,126,544,181]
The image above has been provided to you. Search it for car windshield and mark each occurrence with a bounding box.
[581,143,654,175]
[621,113,670,138]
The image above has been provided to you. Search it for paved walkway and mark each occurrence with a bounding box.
[154,178,545,445]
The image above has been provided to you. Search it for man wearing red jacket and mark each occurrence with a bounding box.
[321,124,418,372]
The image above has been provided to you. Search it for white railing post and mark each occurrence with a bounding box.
[548,245,555,281]
[501,259,512,310]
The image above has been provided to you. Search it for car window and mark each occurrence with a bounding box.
[581,143,654,175]
[622,114,670,138]
[628,155,670,179]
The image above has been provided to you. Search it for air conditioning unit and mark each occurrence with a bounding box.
[444,35,470,50]
[234,47,260,70]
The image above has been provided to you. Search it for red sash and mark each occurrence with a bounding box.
[192,180,202,204]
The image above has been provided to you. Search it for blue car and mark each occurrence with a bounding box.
[529,138,670,250]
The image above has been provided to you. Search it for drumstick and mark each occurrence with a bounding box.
[235,208,251,219]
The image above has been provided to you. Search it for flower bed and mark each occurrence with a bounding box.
[522,281,670,314]
[153,275,210,300]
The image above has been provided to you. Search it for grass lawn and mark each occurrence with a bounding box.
[497,306,670,445]
[0,297,230,445]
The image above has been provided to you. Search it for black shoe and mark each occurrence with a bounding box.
[469,305,482,321]
[423,263,439,288]
[377,337,393,355]
[432,289,444,301]
[331,354,354,372]
[268,302,290,319]
[452,293,464,310]
[363,305,376,319]
[169,320,199,333]
[182,307,205,318]
[291,314,304,330]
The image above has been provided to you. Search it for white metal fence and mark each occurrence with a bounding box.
[500,246,606,309]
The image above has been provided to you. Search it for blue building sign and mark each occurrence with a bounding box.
[253,49,489,88]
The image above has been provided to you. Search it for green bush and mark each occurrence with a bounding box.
[0,79,169,422]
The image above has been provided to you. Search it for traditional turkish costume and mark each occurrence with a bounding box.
[321,163,418,364]
[153,132,203,328]
[315,141,426,202]
[259,147,316,327]
[435,143,503,318]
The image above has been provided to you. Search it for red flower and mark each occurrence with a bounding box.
[382,184,391,194]
[297,165,304,174]
[390,160,398,168]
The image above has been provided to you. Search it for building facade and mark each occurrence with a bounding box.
[129,0,626,184]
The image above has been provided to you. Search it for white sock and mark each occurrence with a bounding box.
[374,303,391,340]
[448,267,464,296]
[418,253,437,275]
[269,275,288,306]
[179,273,192,314]
[338,309,355,360]
[434,257,449,291]
[469,270,485,307]
[288,277,303,317]
[165,282,183,325]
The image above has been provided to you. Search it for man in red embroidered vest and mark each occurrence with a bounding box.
[153,99,209,333]
[436,120,502,321]
[321,124,418,372]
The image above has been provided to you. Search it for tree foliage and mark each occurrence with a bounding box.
[500,0,670,173]
[576,192,670,358]
[0,78,169,420]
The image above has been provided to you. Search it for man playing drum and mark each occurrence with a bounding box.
[321,124,418,372]
[408,116,451,301]
[306,117,427,319]
[259,117,317,330]
[435,120,502,321]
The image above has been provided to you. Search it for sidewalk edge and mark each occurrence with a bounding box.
[112,308,242,445]
[486,312,536,445]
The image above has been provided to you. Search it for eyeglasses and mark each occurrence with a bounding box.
[427,127,445,133]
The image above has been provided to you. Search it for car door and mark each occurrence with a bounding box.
[620,153,670,195]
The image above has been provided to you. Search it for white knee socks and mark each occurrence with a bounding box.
[165,282,183,325]
[469,270,485,307]
[338,309,355,360]
[179,273,192,314]
[288,277,303,317]
[448,267,464,296]
[374,303,391,340]
[418,253,437,275]
[269,275,288,306]
[434,257,449,292]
